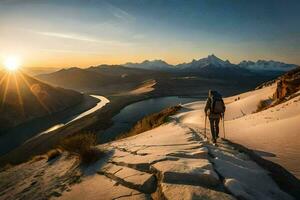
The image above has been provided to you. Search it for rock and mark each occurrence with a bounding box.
[100,164,156,193]
[161,183,236,200]
[57,175,147,200]
[166,148,208,159]
[212,150,294,200]
[136,144,204,156]
[110,154,176,172]
[151,159,220,187]
[224,179,253,200]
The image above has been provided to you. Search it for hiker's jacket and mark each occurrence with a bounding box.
[204,97,225,119]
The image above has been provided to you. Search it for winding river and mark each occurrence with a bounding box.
[38,95,109,135]
[0,95,109,156]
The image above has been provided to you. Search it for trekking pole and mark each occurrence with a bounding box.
[222,113,226,139]
[204,114,207,138]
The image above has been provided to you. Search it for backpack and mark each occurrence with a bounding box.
[210,92,225,114]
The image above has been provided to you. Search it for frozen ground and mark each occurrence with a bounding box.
[178,83,300,179]
[0,83,297,200]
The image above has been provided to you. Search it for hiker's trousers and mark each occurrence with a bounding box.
[209,117,220,142]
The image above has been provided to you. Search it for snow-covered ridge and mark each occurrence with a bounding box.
[238,60,297,72]
[1,86,296,199]
[176,54,235,70]
[123,54,298,72]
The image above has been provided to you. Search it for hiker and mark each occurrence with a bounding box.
[204,90,226,144]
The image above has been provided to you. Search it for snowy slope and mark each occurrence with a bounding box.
[224,87,300,179]
[178,83,300,179]
[0,92,294,200]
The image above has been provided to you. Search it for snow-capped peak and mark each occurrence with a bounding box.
[238,60,298,72]
[176,54,234,69]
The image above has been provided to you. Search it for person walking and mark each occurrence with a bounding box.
[204,90,226,144]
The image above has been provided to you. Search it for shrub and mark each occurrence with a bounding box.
[117,105,181,140]
[46,148,62,161]
[60,132,104,164]
[256,99,271,112]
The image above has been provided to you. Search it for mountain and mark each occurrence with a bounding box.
[124,55,298,77]
[176,54,234,69]
[238,60,298,73]
[37,67,119,92]
[123,55,251,78]
[0,71,83,132]
[124,55,235,71]
[124,60,174,71]
[37,65,166,94]
[172,54,253,79]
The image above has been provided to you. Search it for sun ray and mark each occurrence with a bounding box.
[0,73,8,87]
[13,73,25,117]
[1,74,11,107]
[19,73,51,113]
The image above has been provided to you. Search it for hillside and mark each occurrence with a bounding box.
[0,68,299,200]
[177,68,300,179]
[0,71,83,132]
[0,101,294,200]
[36,61,281,99]
[37,66,166,94]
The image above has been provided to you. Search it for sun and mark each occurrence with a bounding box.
[3,56,21,72]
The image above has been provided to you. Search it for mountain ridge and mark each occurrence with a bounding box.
[0,71,84,132]
[123,54,298,73]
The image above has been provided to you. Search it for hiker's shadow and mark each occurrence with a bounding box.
[254,150,276,158]
[80,149,115,177]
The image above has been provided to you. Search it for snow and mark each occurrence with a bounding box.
[178,83,300,179]
[177,54,234,69]
[56,102,292,200]
[238,60,297,72]
[224,95,300,178]
[0,83,296,200]
[224,84,276,120]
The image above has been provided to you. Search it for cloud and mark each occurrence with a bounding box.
[37,31,98,42]
[105,3,135,23]
[39,48,106,55]
[32,30,134,46]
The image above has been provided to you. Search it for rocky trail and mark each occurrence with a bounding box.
[58,118,292,200]
[0,103,294,200]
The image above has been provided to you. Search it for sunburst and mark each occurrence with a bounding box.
[3,56,21,72]
[0,57,50,115]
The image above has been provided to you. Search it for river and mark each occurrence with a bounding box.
[0,95,109,156]
[99,96,202,143]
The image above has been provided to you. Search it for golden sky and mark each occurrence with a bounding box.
[0,0,299,69]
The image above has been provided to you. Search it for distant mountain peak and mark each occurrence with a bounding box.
[124,59,172,70]
[238,60,298,72]
[176,54,234,70]
[122,55,297,74]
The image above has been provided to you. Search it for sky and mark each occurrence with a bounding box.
[0,0,299,68]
